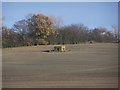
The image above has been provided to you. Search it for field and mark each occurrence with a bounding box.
[2,43,118,88]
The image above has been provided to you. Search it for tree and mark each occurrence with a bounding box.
[46,15,63,44]
[13,19,33,46]
[90,27,115,42]
[58,24,89,44]
[2,13,117,48]
[13,19,29,34]
[112,25,119,43]
[49,15,63,30]
[27,14,53,39]
[13,14,54,45]
[0,18,2,48]
[2,26,19,48]
[26,14,54,45]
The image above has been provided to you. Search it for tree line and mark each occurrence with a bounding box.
[2,13,118,48]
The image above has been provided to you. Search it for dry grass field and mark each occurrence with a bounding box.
[2,43,118,88]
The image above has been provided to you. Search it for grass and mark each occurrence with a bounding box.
[2,43,118,88]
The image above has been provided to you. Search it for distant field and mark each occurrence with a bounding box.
[2,43,118,88]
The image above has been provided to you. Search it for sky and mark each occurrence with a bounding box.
[2,2,118,31]
[1,0,120,2]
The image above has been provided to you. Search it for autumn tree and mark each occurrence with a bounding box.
[27,14,53,45]
[13,14,54,45]
[2,13,117,48]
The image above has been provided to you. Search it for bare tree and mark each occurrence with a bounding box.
[49,15,63,30]
[112,25,119,42]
